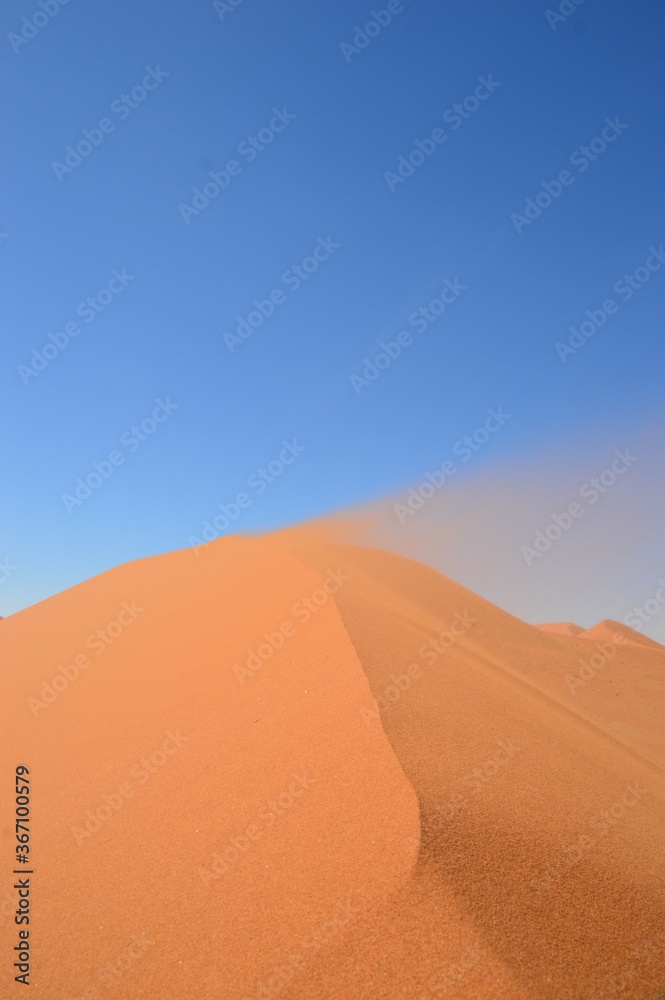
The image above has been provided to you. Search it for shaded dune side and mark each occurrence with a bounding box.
[523,618,665,767]
[289,534,665,999]
[565,640,665,768]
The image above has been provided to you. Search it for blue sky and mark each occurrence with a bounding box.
[2,0,664,620]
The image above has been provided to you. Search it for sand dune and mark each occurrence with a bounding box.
[580,619,665,650]
[1,525,664,998]
[535,621,584,637]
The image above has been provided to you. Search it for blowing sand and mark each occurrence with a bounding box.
[1,523,664,998]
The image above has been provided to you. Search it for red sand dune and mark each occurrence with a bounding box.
[580,618,665,650]
[1,524,664,999]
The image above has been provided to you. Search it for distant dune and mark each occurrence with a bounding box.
[535,621,584,637]
[537,619,665,649]
[1,524,664,999]
[580,618,665,650]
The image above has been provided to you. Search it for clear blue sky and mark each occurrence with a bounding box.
[2,0,664,616]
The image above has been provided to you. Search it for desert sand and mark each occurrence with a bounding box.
[1,523,664,999]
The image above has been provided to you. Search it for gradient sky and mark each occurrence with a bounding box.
[2,0,664,625]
